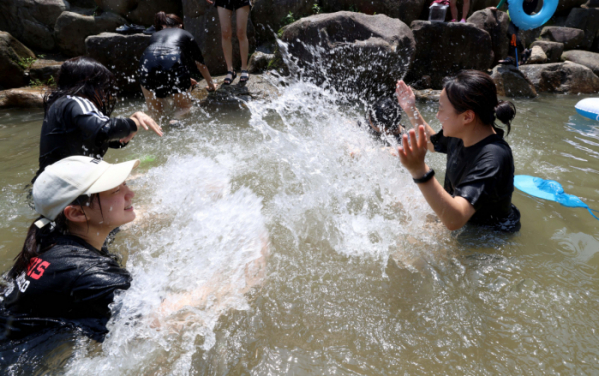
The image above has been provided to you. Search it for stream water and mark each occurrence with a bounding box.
[1,75,599,375]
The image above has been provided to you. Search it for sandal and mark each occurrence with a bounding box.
[223,70,236,85]
[239,70,249,83]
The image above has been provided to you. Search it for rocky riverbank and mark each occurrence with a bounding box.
[1,0,598,108]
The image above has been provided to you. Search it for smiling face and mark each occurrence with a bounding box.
[436,89,465,138]
[85,182,136,230]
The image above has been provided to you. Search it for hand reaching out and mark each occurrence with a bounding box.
[396,80,416,113]
[397,125,429,178]
[130,111,163,137]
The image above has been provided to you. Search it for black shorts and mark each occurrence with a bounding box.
[214,0,252,11]
[138,53,191,98]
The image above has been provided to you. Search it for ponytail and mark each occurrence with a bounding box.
[154,11,184,32]
[495,100,516,135]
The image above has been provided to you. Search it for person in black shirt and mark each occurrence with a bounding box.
[1,156,139,342]
[36,57,163,179]
[139,12,217,120]
[395,70,520,232]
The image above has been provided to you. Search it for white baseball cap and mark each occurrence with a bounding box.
[33,156,139,227]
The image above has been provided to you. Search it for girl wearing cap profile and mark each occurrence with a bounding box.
[1,156,139,342]
[36,57,163,180]
[395,70,520,232]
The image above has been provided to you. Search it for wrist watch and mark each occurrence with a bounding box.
[413,168,435,184]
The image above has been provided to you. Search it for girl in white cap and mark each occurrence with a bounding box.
[1,156,139,342]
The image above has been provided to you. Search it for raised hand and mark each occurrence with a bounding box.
[130,112,163,137]
[396,80,416,113]
[397,125,429,178]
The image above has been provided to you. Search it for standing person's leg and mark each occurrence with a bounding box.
[236,6,250,74]
[461,0,470,21]
[449,0,458,21]
[217,6,236,84]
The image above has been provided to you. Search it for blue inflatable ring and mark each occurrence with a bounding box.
[508,0,558,30]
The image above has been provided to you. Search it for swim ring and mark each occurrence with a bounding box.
[508,0,558,30]
[575,98,599,121]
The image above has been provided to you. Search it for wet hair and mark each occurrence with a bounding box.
[6,194,102,280]
[368,97,403,132]
[44,56,116,117]
[155,11,184,31]
[443,70,516,135]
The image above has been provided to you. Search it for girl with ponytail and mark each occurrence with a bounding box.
[395,70,521,232]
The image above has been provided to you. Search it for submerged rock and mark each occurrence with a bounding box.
[406,21,494,89]
[519,61,599,94]
[490,65,537,98]
[55,10,127,57]
[191,73,281,104]
[530,41,564,63]
[561,50,599,76]
[0,32,35,90]
[565,8,599,50]
[0,87,46,108]
[467,8,510,65]
[539,26,585,50]
[86,32,151,94]
[280,11,415,100]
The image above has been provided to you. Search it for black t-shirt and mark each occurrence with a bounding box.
[142,28,205,75]
[37,96,137,177]
[430,128,521,232]
[0,235,132,342]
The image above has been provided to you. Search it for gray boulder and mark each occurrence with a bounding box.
[565,8,599,50]
[0,31,36,89]
[530,41,564,63]
[540,26,585,50]
[95,0,182,26]
[490,64,537,98]
[406,21,493,89]
[251,0,315,44]
[556,0,588,15]
[183,0,256,75]
[0,87,45,109]
[527,45,547,64]
[467,8,510,65]
[561,50,599,76]
[324,0,427,29]
[519,61,599,94]
[85,32,152,94]
[55,10,127,57]
[280,12,415,100]
[248,51,275,73]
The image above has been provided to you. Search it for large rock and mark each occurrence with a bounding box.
[0,32,36,90]
[406,21,493,89]
[561,50,599,76]
[29,58,65,85]
[0,87,46,109]
[248,51,275,73]
[55,10,127,57]
[530,40,564,63]
[556,0,587,15]
[191,73,281,104]
[251,0,315,44]
[467,8,510,65]
[540,26,585,50]
[324,0,427,30]
[520,62,599,93]
[565,8,599,50]
[280,12,415,100]
[490,64,537,97]
[183,0,256,75]
[95,0,182,26]
[0,0,70,51]
[527,45,547,64]
[85,32,152,94]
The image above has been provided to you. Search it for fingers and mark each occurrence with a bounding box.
[409,129,418,151]
[136,112,163,136]
[417,125,427,149]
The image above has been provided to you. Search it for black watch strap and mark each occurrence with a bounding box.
[413,168,435,184]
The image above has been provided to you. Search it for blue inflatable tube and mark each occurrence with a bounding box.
[575,98,599,121]
[508,0,558,30]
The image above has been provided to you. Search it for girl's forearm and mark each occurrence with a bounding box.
[404,107,437,151]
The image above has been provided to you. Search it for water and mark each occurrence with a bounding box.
[1,80,599,374]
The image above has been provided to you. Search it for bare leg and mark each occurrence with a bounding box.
[172,88,193,119]
[236,6,251,71]
[461,0,470,20]
[141,85,163,117]
[449,0,458,20]
[217,6,234,76]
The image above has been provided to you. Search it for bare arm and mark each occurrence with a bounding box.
[196,62,217,91]
[397,126,476,231]
[396,80,436,152]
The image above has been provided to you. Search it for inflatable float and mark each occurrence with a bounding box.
[506,0,559,30]
[515,175,599,220]
[575,98,599,121]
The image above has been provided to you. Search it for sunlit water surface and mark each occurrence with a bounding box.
[0,78,598,375]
